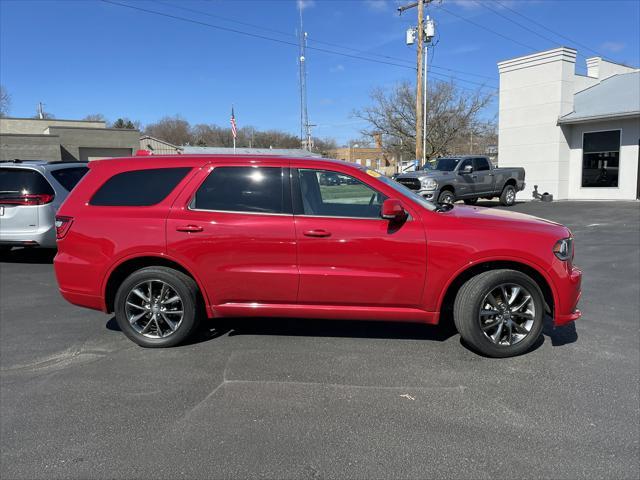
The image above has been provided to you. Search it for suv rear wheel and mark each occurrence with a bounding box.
[500,185,517,206]
[453,269,544,357]
[114,266,200,347]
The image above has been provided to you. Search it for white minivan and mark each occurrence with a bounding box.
[0,160,88,252]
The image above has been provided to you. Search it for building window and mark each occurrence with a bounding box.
[582,130,621,188]
[365,159,371,167]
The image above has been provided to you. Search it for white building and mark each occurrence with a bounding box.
[498,48,639,200]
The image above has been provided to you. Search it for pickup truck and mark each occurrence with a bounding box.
[395,155,525,206]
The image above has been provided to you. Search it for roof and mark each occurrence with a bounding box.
[89,154,355,170]
[181,146,322,158]
[559,72,640,124]
[139,135,182,149]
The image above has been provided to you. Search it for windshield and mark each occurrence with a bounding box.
[373,172,437,211]
[434,158,461,172]
[422,162,435,171]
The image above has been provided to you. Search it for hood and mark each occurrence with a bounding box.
[440,205,570,236]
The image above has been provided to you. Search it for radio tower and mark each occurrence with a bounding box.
[298,5,311,150]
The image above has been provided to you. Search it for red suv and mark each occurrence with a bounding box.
[54,156,582,357]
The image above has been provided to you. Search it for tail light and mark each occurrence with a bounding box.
[0,193,55,206]
[55,216,73,240]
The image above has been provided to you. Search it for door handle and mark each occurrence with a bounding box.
[472,175,478,179]
[176,225,203,233]
[303,229,332,238]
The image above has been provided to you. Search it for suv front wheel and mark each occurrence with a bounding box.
[114,266,200,347]
[453,269,544,357]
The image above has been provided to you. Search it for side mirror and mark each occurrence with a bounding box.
[461,165,474,174]
[381,198,406,221]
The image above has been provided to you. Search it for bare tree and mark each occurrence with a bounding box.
[145,116,192,146]
[145,116,337,151]
[354,80,494,161]
[0,85,10,117]
[83,113,107,122]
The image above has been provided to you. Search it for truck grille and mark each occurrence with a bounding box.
[396,178,421,190]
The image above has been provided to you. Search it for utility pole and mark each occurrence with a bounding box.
[297,5,312,151]
[399,0,435,166]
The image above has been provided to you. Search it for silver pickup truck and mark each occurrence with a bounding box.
[395,155,525,206]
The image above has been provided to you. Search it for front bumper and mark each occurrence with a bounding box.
[416,189,437,200]
[551,265,582,326]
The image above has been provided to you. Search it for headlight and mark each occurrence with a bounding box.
[553,237,574,261]
[421,178,438,190]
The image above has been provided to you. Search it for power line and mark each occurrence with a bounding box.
[101,0,417,70]
[475,0,566,50]
[153,0,497,82]
[492,0,607,59]
[437,4,540,53]
[101,0,498,90]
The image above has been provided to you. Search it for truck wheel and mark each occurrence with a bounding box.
[438,190,455,205]
[453,269,544,358]
[500,185,517,206]
[463,198,478,205]
[114,266,201,348]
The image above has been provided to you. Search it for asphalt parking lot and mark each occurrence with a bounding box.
[1,200,638,479]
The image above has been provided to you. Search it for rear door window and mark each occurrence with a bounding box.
[51,167,88,191]
[192,166,289,214]
[90,167,191,206]
[0,168,54,200]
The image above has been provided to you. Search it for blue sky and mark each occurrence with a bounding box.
[1,0,639,144]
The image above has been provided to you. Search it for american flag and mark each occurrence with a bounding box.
[230,107,237,139]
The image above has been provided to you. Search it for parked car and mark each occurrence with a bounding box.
[395,156,525,206]
[319,172,340,186]
[0,160,88,251]
[54,156,581,357]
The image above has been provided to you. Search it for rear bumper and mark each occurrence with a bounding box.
[0,226,56,248]
[58,288,105,312]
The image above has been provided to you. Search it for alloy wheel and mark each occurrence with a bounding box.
[478,283,535,346]
[124,280,184,339]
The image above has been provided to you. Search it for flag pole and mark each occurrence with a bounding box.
[231,105,237,154]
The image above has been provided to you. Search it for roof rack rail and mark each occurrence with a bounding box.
[47,160,89,164]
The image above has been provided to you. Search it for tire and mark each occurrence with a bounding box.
[500,184,517,206]
[438,190,455,205]
[453,269,544,358]
[463,198,478,205]
[114,266,201,348]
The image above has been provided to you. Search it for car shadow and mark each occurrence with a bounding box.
[463,200,525,209]
[105,313,576,351]
[106,315,458,344]
[0,248,56,264]
[543,315,579,346]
